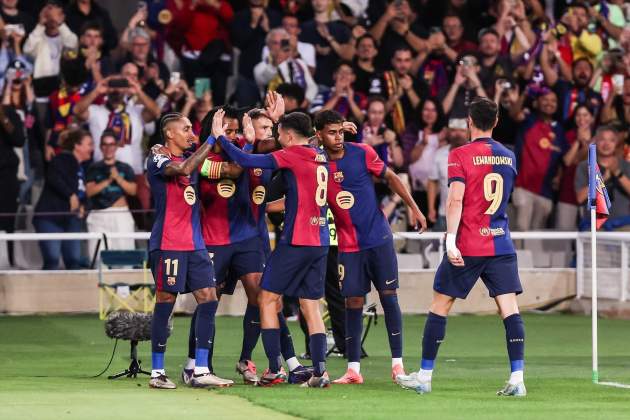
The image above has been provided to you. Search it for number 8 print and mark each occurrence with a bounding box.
[315,165,328,207]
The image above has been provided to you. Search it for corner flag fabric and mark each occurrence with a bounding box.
[588,144,612,230]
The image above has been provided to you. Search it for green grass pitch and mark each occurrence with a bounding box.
[1,313,629,420]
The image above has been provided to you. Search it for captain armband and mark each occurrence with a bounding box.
[200,160,224,179]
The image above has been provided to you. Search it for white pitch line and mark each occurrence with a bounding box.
[597,381,630,389]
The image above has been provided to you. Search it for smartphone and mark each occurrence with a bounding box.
[169,71,180,86]
[108,78,130,88]
[5,24,25,37]
[280,38,291,51]
[194,78,211,98]
[612,74,625,94]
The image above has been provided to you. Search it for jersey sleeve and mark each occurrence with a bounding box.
[358,143,386,178]
[147,152,172,178]
[447,148,466,185]
[219,136,276,169]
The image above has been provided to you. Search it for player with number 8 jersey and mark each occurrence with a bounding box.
[212,110,332,388]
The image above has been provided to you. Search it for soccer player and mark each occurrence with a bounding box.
[182,107,311,386]
[313,110,427,384]
[146,112,232,389]
[212,109,332,388]
[396,97,526,396]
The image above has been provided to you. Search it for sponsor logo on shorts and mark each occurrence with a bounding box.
[479,227,505,237]
[252,185,266,205]
[183,185,196,205]
[253,168,263,176]
[336,191,355,210]
[167,276,176,286]
[391,332,401,336]
[385,279,397,285]
[217,179,236,198]
[333,171,344,183]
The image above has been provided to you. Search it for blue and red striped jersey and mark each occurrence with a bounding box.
[326,143,391,252]
[447,138,517,257]
[271,145,330,247]
[199,144,272,246]
[147,152,205,252]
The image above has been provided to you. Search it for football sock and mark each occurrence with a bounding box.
[421,312,447,372]
[151,302,174,372]
[239,304,261,362]
[503,313,525,384]
[194,301,218,374]
[286,357,300,372]
[261,328,282,373]
[309,333,327,377]
[348,361,361,373]
[345,307,363,363]
[278,311,297,361]
[187,307,198,359]
[185,357,195,370]
[392,357,403,368]
[380,294,403,358]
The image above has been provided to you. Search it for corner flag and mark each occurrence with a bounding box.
[588,143,611,230]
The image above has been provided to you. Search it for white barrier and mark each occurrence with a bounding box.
[1,231,630,301]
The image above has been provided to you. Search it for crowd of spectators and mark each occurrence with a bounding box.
[0,0,629,269]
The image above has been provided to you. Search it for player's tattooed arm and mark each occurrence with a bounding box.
[384,168,427,233]
[162,141,213,177]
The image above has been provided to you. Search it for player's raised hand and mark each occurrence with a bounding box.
[445,233,464,266]
[342,121,357,135]
[212,108,228,138]
[242,114,256,144]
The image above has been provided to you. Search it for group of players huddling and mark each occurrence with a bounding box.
[147,93,527,397]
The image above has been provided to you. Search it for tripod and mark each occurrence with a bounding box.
[108,340,151,379]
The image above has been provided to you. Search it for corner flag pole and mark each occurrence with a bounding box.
[588,143,599,384]
[590,206,598,383]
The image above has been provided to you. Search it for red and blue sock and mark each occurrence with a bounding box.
[151,301,174,372]
[421,312,447,371]
[194,301,218,371]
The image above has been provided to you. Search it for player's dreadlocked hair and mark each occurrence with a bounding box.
[468,97,498,131]
[278,112,313,139]
[199,106,241,142]
[313,110,344,131]
[160,112,184,141]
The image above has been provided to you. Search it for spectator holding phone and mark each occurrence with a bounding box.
[1,0,36,36]
[24,1,78,103]
[73,67,160,176]
[0,11,33,92]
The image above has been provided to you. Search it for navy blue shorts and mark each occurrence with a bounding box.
[339,240,399,297]
[207,236,266,295]
[434,253,522,299]
[261,244,328,299]
[149,249,215,294]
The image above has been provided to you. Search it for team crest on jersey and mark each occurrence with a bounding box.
[314,154,327,163]
[183,185,196,205]
[217,179,236,198]
[252,186,266,205]
[336,191,355,210]
[167,276,176,286]
[333,171,344,183]
[253,168,263,176]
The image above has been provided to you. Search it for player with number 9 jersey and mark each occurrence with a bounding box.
[447,137,517,257]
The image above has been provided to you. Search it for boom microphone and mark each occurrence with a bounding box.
[105,311,172,341]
